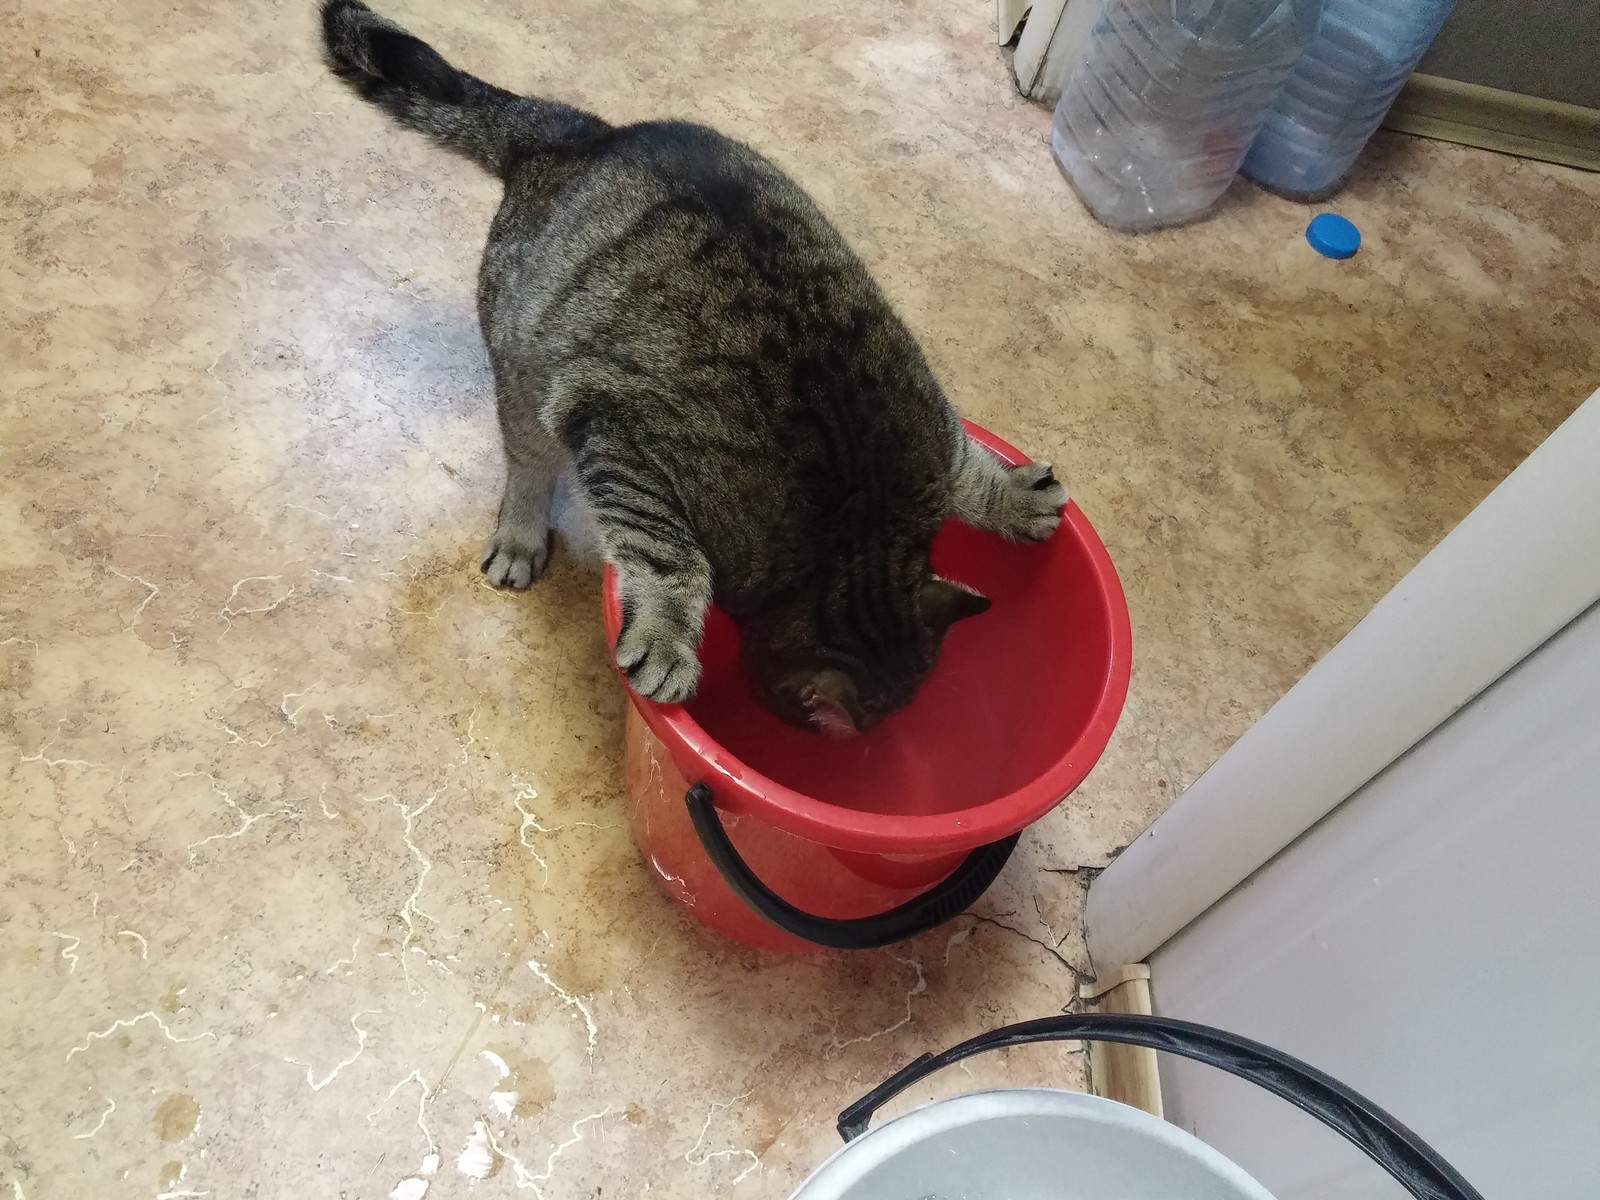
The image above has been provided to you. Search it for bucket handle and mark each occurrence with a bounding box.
[836,1013,1484,1200]
[685,783,1019,950]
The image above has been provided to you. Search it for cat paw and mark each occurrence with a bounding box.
[997,462,1068,542]
[480,527,550,590]
[613,620,701,704]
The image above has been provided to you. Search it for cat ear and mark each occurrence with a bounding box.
[799,668,861,738]
[920,577,991,632]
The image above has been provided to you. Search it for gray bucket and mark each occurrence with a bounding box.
[794,1086,1273,1199]
[793,1015,1483,1200]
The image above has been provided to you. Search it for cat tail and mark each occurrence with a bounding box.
[319,0,609,178]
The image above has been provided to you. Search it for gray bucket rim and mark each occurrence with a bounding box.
[790,1085,1277,1200]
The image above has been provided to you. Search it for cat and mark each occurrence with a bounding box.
[319,0,1067,735]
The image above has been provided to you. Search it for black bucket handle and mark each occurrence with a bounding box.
[837,1013,1484,1200]
[685,783,1018,950]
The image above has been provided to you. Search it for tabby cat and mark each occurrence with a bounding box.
[320,0,1067,735]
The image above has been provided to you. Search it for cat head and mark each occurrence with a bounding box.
[742,576,990,736]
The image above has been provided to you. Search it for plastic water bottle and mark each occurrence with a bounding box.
[1242,0,1458,199]
[1052,0,1323,231]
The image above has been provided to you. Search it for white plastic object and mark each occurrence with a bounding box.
[789,1087,1277,1199]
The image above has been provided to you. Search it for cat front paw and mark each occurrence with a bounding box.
[998,462,1069,542]
[480,527,550,590]
[614,616,701,704]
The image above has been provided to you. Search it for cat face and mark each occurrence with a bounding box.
[742,577,990,736]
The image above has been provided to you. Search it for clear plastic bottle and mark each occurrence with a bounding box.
[1052,0,1323,231]
[1241,0,1458,200]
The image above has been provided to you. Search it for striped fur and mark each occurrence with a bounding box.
[319,1,1067,733]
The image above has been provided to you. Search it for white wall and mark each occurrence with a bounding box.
[1086,390,1600,973]
[1149,599,1600,1198]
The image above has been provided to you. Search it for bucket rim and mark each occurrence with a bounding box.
[601,420,1134,855]
[791,1086,1276,1200]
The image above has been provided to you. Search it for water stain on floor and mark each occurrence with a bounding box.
[153,1094,199,1143]
[483,1043,557,1120]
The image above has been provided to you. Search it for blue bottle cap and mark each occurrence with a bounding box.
[1306,213,1360,260]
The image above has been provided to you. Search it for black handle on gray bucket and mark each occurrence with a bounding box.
[837,1013,1484,1200]
[685,783,1018,951]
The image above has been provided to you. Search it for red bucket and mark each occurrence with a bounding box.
[603,421,1132,952]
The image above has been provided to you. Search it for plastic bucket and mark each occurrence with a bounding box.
[604,421,1133,951]
[802,1089,1274,1200]
[797,1014,1486,1200]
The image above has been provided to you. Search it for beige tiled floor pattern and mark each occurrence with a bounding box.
[4,1,1598,1196]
